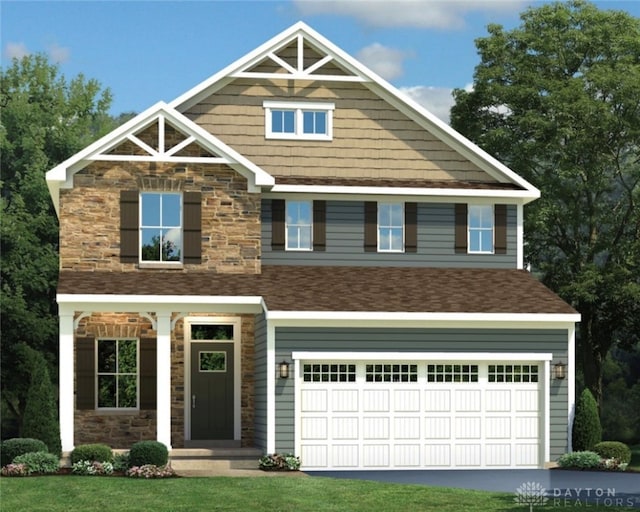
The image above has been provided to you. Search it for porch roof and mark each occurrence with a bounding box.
[57,266,577,315]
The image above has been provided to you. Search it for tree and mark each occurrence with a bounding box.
[21,344,61,455]
[0,54,113,435]
[450,0,640,405]
[572,389,602,451]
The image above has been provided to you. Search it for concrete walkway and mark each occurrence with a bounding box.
[306,469,640,508]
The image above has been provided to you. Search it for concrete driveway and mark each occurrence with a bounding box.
[306,469,640,508]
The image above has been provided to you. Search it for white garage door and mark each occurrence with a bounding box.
[297,360,543,470]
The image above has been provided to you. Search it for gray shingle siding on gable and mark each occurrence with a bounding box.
[262,200,517,268]
[273,327,569,459]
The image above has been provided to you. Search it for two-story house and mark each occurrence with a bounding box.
[46,22,579,470]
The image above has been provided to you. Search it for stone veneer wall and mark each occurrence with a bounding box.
[75,313,157,447]
[75,312,255,449]
[59,161,261,273]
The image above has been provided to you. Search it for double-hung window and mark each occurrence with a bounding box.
[264,101,334,140]
[97,339,138,409]
[378,202,404,252]
[286,200,312,250]
[140,192,182,262]
[468,204,494,253]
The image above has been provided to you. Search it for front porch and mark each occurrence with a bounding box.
[58,294,265,452]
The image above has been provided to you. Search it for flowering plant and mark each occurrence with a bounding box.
[258,453,301,471]
[1,463,29,477]
[126,464,176,478]
[72,460,114,476]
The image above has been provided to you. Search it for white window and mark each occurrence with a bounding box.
[378,202,404,252]
[468,204,494,253]
[264,101,334,140]
[97,339,138,409]
[286,200,312,250]
[140,192,182,262]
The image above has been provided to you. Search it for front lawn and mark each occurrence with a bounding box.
[1,475,636,511]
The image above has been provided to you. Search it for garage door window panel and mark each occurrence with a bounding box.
[365,364,417,382]
[427,364,478,383]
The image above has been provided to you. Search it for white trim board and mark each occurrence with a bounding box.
[292,351,553,362]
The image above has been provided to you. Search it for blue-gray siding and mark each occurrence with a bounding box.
[272,327,568,460]
[262,200,517,268]
[253,313,267,452]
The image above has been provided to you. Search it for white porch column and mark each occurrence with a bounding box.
[156,312,172,449]
[59,308,75,452]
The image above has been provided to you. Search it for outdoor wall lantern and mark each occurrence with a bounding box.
[553,361,567,380]
[279,360,290,379]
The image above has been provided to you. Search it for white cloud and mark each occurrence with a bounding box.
[400,85,455,123]
[357,43,408,80]
[47,43,70,64]
[294,0,527,30]
[4,42,29,60]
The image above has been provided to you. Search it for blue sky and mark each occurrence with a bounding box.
[3,1,640,122]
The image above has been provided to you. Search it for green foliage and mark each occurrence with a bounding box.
[21,346,61,456]
[258,453,301,471]
[573,389,602,451]
[112,452,130,472]
[450,0,640,404]
[601,348,640,444]
[70,444,113,464]
[12,451,59,474]
[0,54,113,434]
[0,438,47,466]
[593,441,632,464]
[128,441,168,468]
[557,451,602,469]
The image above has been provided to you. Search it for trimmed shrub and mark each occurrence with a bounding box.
[128,441,168,468]
[593,441,631,464]
[13,451,59,474]
[70,444,113,464]
[557,451,602,469]
[21,347,61,456]
[572,389,602,451]
[0,438,47,467]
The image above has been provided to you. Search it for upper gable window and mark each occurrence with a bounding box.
[468,204,494,254]
[263,101,334,140]
[140,192,182,263]
[286,200,312,250]
[378,202,404,252]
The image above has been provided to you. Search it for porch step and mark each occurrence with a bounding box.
[169,447,262,472]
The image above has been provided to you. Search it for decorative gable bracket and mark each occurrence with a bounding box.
[46,101,274,216]
[230,32,365,83]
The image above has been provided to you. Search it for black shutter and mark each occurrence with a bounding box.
[455,204,468,254]
[76,337,95,410]
[120,191,139,263]
[364,202,377,252]
[183,191,202,264]
[271,199,285,251]
[313,200,326,251]
[139,338,157,410]
[405,202,417,253]
[494,204,507,254]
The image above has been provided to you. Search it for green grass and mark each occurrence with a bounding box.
[1,475,636,512]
